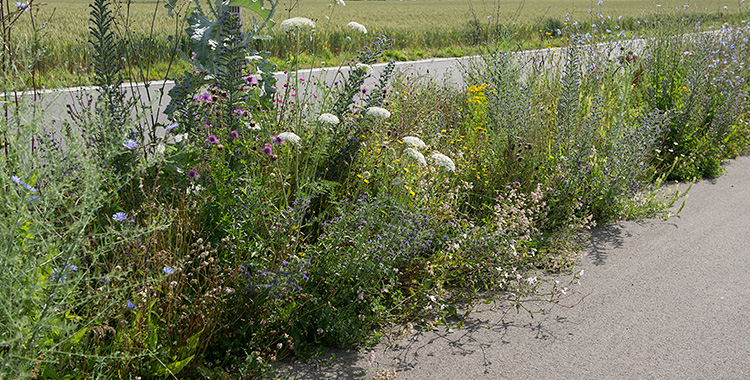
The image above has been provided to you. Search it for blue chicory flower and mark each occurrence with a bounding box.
[123,139,138,150]
[112,212,128,222]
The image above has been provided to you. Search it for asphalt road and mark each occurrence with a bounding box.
[10,37,643,127]
[276,155,750,380]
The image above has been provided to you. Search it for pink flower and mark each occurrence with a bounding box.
[272,135,285,145]
[262,143,273,156]
[229,130,239,140]
[244,75,258,86]
[195,93,212,103]
[206,135,219,144]
[188,170,199,179]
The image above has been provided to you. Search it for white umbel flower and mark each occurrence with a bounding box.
[347,21,367,34]
[280,17,316,33]
[318,113,340,125]
[431,152,456,172]
[356,63,373,74]
[366,106,391,119]
[402,136,426,149]
[404,148,427,166]
[277,132,301,144]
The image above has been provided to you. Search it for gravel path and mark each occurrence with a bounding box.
[276,155,750,380]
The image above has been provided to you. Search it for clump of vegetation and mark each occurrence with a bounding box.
[2,0,749,378]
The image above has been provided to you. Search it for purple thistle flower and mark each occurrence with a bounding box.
[513,181,521,187]
[196,93,212,103]
[206,135,219,144]
[163,266,175,275]
[271,135,285,145]
[188,169,199,179]
[229,130,239,140]
[112,212,128,222]
[245,75,258,86]
[262,143,274,156]
[233,109,246,116]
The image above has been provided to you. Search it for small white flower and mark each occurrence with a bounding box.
[334,0,346,5]
[366,106,391,119]
[356,63,374,74]
[174,133,188,143]
[527,276,537,285]
[318,113,340,125]
[277,131,301,144]
[347,21,367,34]
[246,121,261,131]
[208,39,218,50]
[246,55,263,61]
[280,17,316,33]
[156,144,166,154]
[402,136,426,149]
[404,148,427,166]
[431,152,455,172]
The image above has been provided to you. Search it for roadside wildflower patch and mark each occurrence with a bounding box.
[4,1,749,378]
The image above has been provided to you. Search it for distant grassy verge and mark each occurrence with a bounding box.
[6,0,745,90]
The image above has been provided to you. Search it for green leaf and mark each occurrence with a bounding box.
[230,0,273,19]
[69,327,88,345]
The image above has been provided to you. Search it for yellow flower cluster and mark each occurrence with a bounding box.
[467,84,488,105]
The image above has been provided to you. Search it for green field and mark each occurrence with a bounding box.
[7,0,744,89]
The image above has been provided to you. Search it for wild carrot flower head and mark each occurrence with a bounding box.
[318,113,340,125]
[277,132,301,144]
[431,152,456,172]
[280,17,316,33]
[402,136,426,149]
[347,21,367,34]
[404,148,427,166]
[356,63,374,74]
[366,106,391,119]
